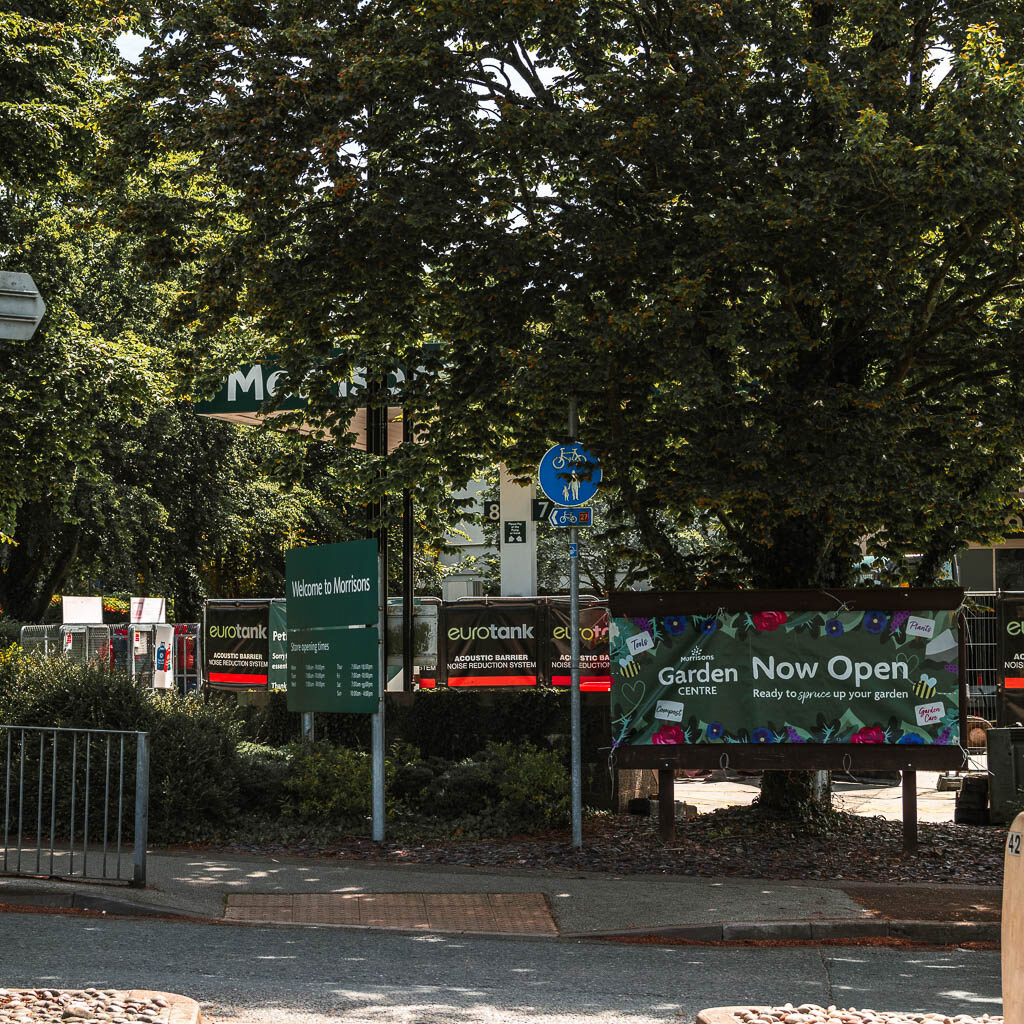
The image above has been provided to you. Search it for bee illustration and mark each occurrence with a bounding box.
[618,656,640,677]
[913,675,937,700]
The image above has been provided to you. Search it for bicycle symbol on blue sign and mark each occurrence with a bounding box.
[537,442,601,507]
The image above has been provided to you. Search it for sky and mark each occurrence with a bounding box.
[117,33,148,63]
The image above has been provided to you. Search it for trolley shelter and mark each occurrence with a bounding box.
[609,589,967,847]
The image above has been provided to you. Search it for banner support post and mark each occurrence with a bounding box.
[902,769,918,852]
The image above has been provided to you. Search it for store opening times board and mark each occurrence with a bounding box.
[286,626,379,713]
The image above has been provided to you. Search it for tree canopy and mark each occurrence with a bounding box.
[116,0,1024,591]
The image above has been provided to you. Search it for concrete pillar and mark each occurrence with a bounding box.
[499,465,537,597]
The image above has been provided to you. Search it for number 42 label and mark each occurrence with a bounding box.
[1009,832,1022,856]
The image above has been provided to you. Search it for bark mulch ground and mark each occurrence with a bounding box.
[240,807,1006,884]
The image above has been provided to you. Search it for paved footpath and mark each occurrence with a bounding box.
[0,845,1001,945]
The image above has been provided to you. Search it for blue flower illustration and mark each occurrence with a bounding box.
[706,722,724,740]
[701,618,719,635]
[664,615,686,635]
[898,733,924,744]
[751,727,775,744]
[825,618,844,637]
[862,611,889,634]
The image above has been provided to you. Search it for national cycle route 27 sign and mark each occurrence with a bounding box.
[609,589,962,749]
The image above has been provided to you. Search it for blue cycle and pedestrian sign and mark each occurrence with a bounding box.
[537,443,602,507]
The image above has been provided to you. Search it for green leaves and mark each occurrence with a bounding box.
[107,0,1024,593]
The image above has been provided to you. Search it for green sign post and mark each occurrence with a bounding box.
[285,540,380,714]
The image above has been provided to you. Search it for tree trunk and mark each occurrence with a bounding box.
[749,514,849,820]
[758,769,832,821]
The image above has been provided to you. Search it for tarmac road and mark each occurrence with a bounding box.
[0,912,1002,1024]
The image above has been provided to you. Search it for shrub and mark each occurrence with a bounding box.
[146,692,244,839]
[0,652,245,842]
[417,741,569,834]
[0,620,25,649]
[282,741,374,823]
[236,741,293,816]
[491,741,571,831]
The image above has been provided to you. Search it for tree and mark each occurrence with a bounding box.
[120,1,1024,815]
[0,0,161,608]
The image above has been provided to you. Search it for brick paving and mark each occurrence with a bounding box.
[222,891,558,935]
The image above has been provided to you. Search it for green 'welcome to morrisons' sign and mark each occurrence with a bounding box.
[610,591,961,748]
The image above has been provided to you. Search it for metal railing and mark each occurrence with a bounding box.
[1,726,149,887]
[963,595,1001,724]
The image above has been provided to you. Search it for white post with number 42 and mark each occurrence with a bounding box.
[1005,811,1024,1023]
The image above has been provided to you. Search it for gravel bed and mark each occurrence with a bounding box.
[733,1006,1002,1024]
[737,1003,999,1019]
[0,991,170,1024]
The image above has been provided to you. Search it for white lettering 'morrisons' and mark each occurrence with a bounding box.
[751,656,818,681]
[333,575,372,594]
[227,365,264,402]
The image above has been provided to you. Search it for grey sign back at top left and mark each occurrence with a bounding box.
[0,272,46,341]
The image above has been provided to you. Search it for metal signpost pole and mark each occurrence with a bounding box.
[403,405,414,691]
[373,551,386,841]
[537,427,599,850]
[369,392,387,843]
[568,399,582,849]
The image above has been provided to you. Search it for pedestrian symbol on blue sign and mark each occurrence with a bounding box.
[537,443,601,507]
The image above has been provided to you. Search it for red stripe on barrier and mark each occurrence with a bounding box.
[1006,677,1024,689]
[550,675,612,692]
[209,673,267,685]
[447,675,537,687]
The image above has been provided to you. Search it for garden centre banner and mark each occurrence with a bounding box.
[610,602,960,746]
[549,603,611,691]
[444,603,540,686]
[205,602,271,690]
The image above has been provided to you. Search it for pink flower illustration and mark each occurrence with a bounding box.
[652,725,686,745]
[753,611,787,631]
[850,726,886,744]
